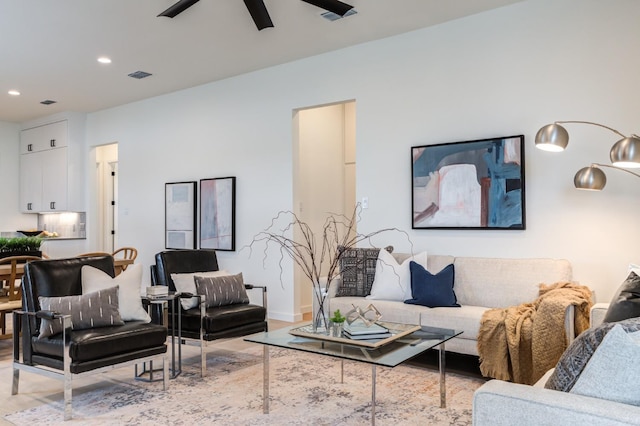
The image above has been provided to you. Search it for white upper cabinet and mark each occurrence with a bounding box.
[19,117,84,213]
[20,120,68,154]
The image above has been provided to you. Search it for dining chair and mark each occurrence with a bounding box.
[0,255,42,338]
[112,247,138,271]
[76,251,111,257]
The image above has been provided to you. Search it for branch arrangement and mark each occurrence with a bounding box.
[246,205,410,328]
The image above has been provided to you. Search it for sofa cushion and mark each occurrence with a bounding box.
[453,257,572,308]
[569,325,640,406]
[81,264,151,323]
[194,273,249,308]
[171,270,230,310]
[405,262,459,308]
[417,305,488,340]
[330,297,422,325]
[602,271,640,323]
[545,316,640,392]
[38,286,125,338]
[336,247,383,297]
[366,249,427,301]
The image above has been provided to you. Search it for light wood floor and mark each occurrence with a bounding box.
[0,315,309,424]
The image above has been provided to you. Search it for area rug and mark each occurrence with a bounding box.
[5,346,485,425]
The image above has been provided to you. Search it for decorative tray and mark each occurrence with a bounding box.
[289,321,421,349]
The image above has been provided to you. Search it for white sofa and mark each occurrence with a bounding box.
[472,304,640,426]
[324,253,574,356]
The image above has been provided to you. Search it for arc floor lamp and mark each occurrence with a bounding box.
[535,121,640,190]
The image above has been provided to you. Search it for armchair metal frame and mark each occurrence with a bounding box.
[152,250,268,377]
[12,310,168,420]
[184,286,267,376]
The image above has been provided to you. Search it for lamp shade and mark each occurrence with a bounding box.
[574,166,607,190]
[535,123,569,152]
[610,136,640,168]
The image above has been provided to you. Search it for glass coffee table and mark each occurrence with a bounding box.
[245,322,462,425]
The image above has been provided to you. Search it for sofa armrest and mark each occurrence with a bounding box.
[473,379,640,426]
[590,302,609,328]
[564,304,575,345]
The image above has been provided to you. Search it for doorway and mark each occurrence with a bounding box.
[95,144,118,253]
[292,101,356,319]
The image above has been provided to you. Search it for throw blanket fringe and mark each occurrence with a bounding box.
[478,281,593,385]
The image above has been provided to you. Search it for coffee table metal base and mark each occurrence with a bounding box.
[261,342,447,425]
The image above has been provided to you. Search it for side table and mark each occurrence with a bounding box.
[138,292,182,379]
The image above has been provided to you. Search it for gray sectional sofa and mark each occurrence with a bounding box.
[472,305,640,425]
[323,253,575,356]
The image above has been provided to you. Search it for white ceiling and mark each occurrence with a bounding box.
[0,0,522,123]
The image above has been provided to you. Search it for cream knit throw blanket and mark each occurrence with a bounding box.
[477,281,592,385]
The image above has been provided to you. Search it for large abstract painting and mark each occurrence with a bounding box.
[412,135,525,230]
[200,177,236,251]
[165,181,197,249]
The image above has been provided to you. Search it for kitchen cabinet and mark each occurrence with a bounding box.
[20,120,67,154]
[20,147,68,212]
[19,117,84,213]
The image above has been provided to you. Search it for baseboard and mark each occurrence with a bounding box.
[268,311,304,322]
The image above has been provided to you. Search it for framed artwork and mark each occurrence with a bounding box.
[165,181,197,249]
[411,135,525,230]
[200,176,236,251]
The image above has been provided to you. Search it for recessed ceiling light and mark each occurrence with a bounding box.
[97,57,112,64]
[8,90,20,96]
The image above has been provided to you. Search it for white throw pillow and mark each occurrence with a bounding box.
[171,270,230,310]
[81,263,151,323]
[366,249,428,301]
[570,324,640,406]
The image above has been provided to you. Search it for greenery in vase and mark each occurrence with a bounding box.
[0,237,43,253]
[330,309,346,324]
[248,205,409,329]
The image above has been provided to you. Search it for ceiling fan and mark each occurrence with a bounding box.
[158,0,355,31]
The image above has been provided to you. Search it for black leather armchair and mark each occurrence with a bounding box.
[12,255,168,420]
[152,249,267,376]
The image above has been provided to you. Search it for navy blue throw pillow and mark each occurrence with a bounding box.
[404,262,460,308]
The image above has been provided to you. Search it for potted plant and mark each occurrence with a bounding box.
[329,309,346,337]
[0,236,43,259]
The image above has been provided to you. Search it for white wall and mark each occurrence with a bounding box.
[76,0,640,319]
[0,120,38,232]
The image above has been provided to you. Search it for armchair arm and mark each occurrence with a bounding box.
[13,310,72,367]
[244,284,268,310]
[473,379,640,425]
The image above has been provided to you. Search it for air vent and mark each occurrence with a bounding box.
[128,71,153,79]
[40,100,57,105]
[321,8,356,21]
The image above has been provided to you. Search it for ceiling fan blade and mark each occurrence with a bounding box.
[158,0,200,18]
[243,0,274,30]
[301,0,353,16]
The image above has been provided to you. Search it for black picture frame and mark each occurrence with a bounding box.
[200,176,236,251]
[165,181,197,249]
[411,135,526,230]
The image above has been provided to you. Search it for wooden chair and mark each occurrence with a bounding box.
[0,255,42,338]
[76,251,111,257]
[112,247,138,272]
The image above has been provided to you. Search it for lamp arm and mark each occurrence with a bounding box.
[554,121,627,139]
[591,163,640,179]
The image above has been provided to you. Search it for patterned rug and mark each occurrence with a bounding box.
[5,346,485,425]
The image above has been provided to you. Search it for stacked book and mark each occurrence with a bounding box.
[146,285,169,297]
[343,320,392,340]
